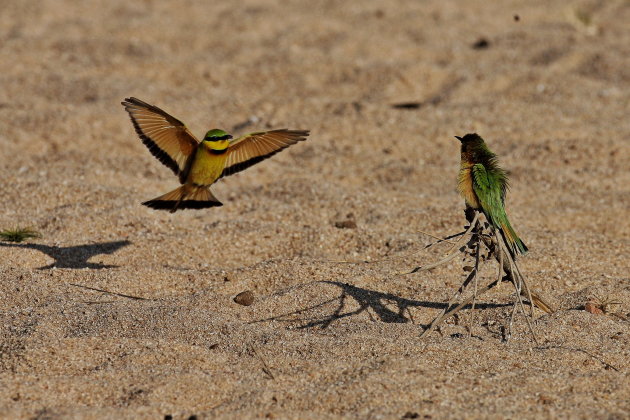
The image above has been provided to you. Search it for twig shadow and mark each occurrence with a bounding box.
[253,280,507,329]
[0,240,132,269]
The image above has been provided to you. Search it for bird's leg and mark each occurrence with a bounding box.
[464,206,477,224]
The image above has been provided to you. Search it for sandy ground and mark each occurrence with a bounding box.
[1,0,629,418]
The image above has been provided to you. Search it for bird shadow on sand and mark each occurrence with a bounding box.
[252,280,508,329]
[0,240,132,269]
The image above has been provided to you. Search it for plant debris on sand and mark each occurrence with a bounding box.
[0,227,41,243]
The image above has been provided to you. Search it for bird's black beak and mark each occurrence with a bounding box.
[455,136,463,142]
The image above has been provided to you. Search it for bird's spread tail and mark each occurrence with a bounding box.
[500,220,528,256]
[142,185,222,213]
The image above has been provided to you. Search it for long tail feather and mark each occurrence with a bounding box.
[500,221,528,256]
[142,185,223,213]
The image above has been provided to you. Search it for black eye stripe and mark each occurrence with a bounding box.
[206,135,232,141]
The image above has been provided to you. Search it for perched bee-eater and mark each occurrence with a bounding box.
[456,133,528,256]
[122,97,309,213]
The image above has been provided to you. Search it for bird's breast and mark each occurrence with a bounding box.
[457,167,480,209]
[187,147,228,186]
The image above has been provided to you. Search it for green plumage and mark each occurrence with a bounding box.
[457,133,528,256]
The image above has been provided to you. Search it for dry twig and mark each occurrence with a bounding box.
[251,345,275,379]
[411,210,553,342]
[68,283,152,301]
[536,345,620,372]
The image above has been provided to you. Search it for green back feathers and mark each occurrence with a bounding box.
[204,129,232,141]
[458,133,527,255]
[458,133,508,200]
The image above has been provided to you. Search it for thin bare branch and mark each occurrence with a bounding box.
[443,212,479,255]
[417,229,457,246]
[496,234,539,344]
[251,345,275,379]
[421,278,501,338]
[400,244,466,275]
[536,345,620,372]
[468,234,482,336]
[68,283,152,301]
[418,209,550,343]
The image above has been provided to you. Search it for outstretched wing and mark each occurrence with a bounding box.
[122,97,199,180]
[219,129,309,179]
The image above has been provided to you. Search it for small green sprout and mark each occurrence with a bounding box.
[0,227,42,243]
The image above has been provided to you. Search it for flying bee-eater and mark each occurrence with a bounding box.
[456,133,528,256]
[122,97,309,213]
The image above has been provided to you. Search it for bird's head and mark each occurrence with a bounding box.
[455,133,485,148]
[204,129,233,142]
[456,133,486,152]
[455,133,494,162]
